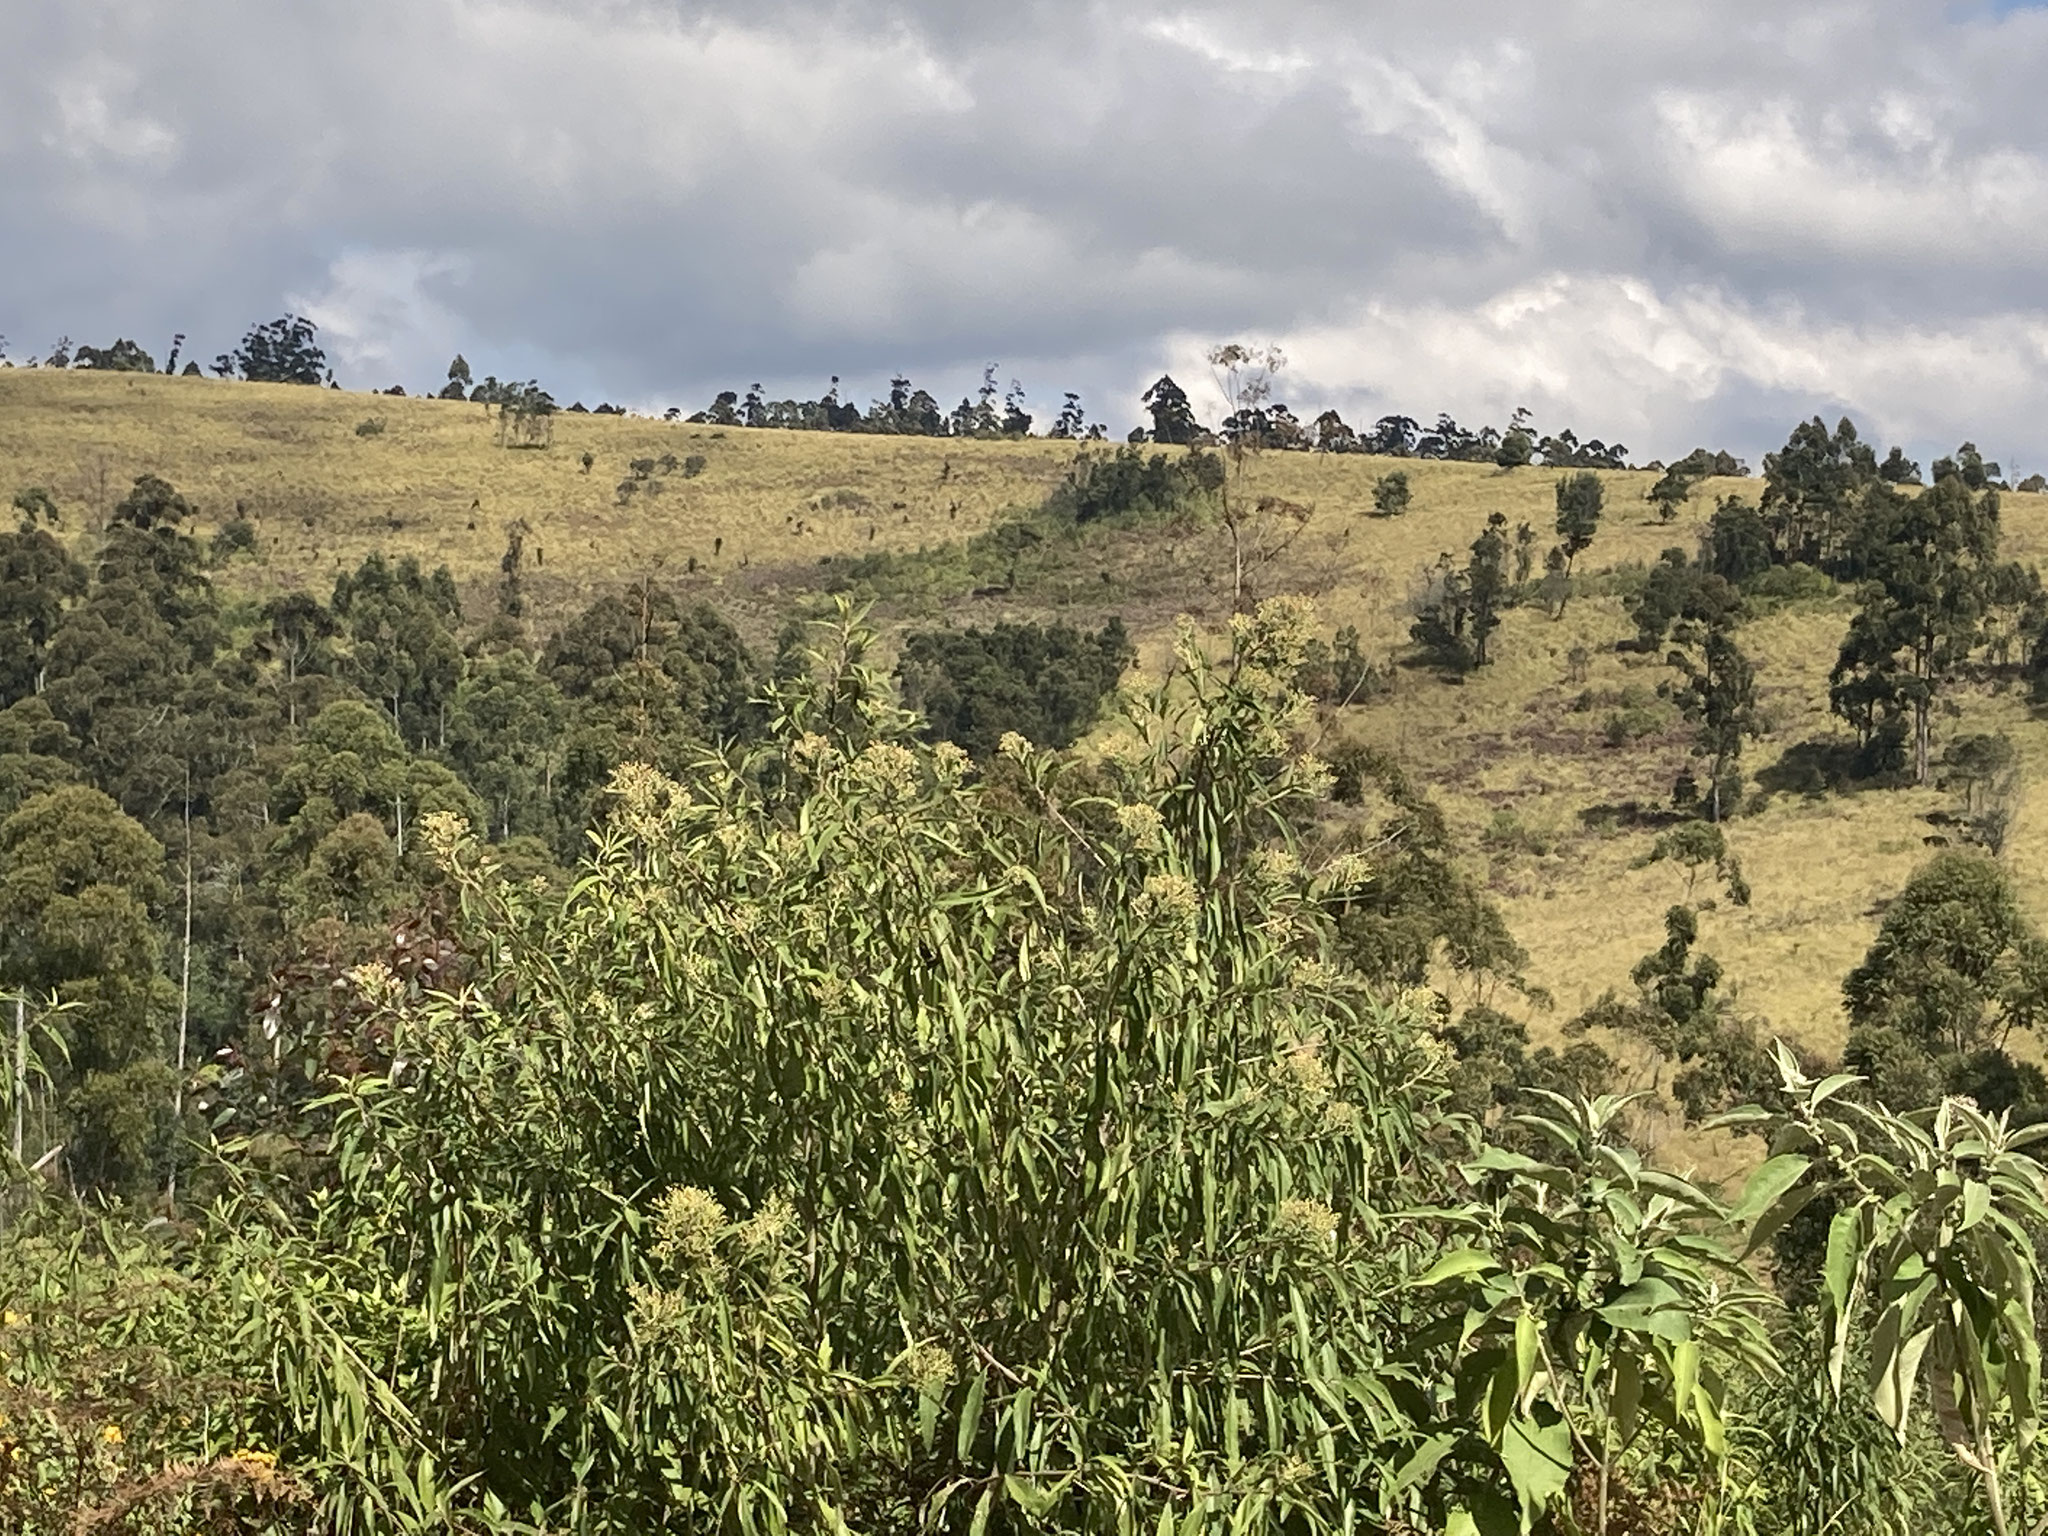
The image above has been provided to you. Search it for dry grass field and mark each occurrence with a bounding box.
[9,364,2048,1157]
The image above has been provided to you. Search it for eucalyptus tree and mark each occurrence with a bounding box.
[1830,471,2001,784]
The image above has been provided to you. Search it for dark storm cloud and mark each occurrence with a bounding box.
[3,0,2046,464]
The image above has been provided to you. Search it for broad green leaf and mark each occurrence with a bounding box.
[1729,1153,1812,1227]
[1500,1412,1572,1523]
[1959,1179,1991,1232]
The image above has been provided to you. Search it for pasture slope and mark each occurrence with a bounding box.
[6,365,2047,1170]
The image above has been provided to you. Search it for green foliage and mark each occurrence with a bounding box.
[1939,732,2022,855]
[1327,745,1533,993]
[1665,606,1758,824]
[0,785,170,1190]
[1410,513,1511,671]
[70,338,157,374]
[1550,471,1605,616]
[1372,470,1411,516]
[1571,903,1773,1123]
[1644,821,1750,905]
[1830,473,2003,784]
[221,316,327,385]
[1140,373,1201,444]
[1731,1312,1934,1536]
[1291,626,1381,705]
[1840,850,2048,1115]
[225,601,1480,1533]
[1041,444,1221,527]
[0,522,87,706]
[1701,496,1775,588]
[1628,547,1740,653]
[1421,1092,1776,1532]
[1733,1051,2048,1535]
[1440,1003,1615,1133]
[330,553,464,749]
[895,618,1134,760]
[1761,416,1879,570]
[821,447,1218,611]
[0,1204,304,1535]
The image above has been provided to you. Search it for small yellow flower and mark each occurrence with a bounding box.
[900,1341,955,1396]
[2,1309,25,1327]
[1114,802,1165,845]
[101,1423,124,1446]
[1273,1198,1338,1250]
[651,1186,728,1267]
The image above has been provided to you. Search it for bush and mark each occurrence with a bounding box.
[1040,444,1220,526]
[354,417,386,437]
[209,516,258,562]
[1371,470,1411,516]
[222,602,1496,1534]
[896,617,1134,759]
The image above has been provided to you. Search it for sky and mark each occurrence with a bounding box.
[4,0,2047,468]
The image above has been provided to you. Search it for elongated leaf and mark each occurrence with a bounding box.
[1414,1248,1501,1287]
[1873,1324,1935,1436]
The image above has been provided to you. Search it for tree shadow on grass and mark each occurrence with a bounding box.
[1753,736,1892,800]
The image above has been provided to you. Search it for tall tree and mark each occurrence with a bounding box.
[1841,849,2048,1111]
[1829,471,1999,784]
[225,316,328,385]
[330,554,464,749]
[1760,415,1878,571]
[1668,614,1757,823]
[0,786,170,1192]
[1139,375,1200,445]
[1549,471,1604,616]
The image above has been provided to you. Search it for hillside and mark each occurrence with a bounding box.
[8,364,2048,1139]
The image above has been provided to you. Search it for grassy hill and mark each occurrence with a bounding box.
[8,365,2048,1164]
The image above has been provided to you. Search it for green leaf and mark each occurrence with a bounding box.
[956,1369,985,1461]
[1873,1324,1935,1436]
[1729,1153,1812,1227]
[1959,1179,1991,1232]
[1673,1339,1700,1413]
[1414,1248,1501,1287]
[1387,1432,1457,1493]
[1823,1206,1862,1318]
[1500,1412,1572,1523]
[1514,1310,1540,1404]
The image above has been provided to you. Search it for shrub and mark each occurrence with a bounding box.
[896,617,1134,759]
[353,417,386,437]
[224,602,1506,1533]
[1371,470,1411,516]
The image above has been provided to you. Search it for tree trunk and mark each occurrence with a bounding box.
[1915,696,1931,786]
[169,796,192,1207]
[12,992,24,1165]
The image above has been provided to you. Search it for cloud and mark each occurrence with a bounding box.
[287,250,473,381]
[2,0,2046,458]
[1234,274,2048,470]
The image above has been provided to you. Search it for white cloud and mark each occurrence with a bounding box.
[1248,274,2048,468]
[46,57,177,166]
[287,250,472,379]
[3,0,2048,457]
